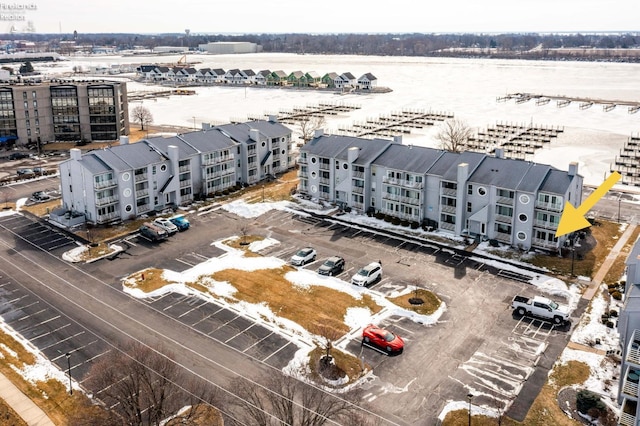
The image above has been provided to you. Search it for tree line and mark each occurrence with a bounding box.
[9,32,640,62]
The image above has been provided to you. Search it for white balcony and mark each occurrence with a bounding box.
[495,232,512,243]
[535,200,563,211]
[179,180,191,188]
[497,196,514,205]
[441,187,457,197]
[352,186,364,194]
[382,192,400,201]
[626,331,640,365]
[534,219,558,229]
[622,367,640,400]
[441,205,456,214]
[94,179,116,189]
[137,204,150,213]
[95,195,118,206]
[620,398,638,426]
[440,222,455,231]
[135,189,148,198]
[134,173,148,182]
[532,237,558,249]
[96,211,119,222]
[495,214,513,224]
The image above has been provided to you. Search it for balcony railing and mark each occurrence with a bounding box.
[352,186,364,194]
[320,177,330,185]
[532,237,558,248]
[318,192,330,200]
[535,200,563,211]
[401,196,420,206]
[297,157,307,164]
[495,214,513,224]
[134,173,148,182]
[534,220,559,229]
[441,205,456,214]
[352,202,364,210]
[135,189,148,198]
[96,211,119,222]
[440,222,455,231]
[383,193,400,201]
[179,180,191,188]
[319,163,330,170]
[353,171,364,179]
[441,187,457,197]
[620,411,636,426]
[94,179,116,189]
[137,204,150,213]
[497,196,514,205]
[178,165,190,173]
[95,195,118,206]
[494,232,512,243]
[626,331,640,365]
[622,369,639,400]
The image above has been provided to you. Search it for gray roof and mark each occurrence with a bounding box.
[178,128,238,152]
[341,72,356,80]
[148,136,199,159]
[518,163,553,193]
[216,123,252,144]
[108,141,166,169]
[73,153,112,174]
[374,144,445,173]
[359,73,377,81]
[211,68,225,75]
[467,156,534,189]
[217,120,291,144]
[303,134,392,165]
[427,151,486,181]
[242,69,256,76]
[90,148,133,172]
[539,168,574,194]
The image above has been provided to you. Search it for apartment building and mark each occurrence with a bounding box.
[58,118,292,225]
[0,80,129,146]
[617,239,640,426]
[298,130,583,251]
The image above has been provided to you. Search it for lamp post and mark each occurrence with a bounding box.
[618,197,622,223]
[467,393,473,426]
[192,116,196,130]
[65,353,72,395]
[262,185,265,202]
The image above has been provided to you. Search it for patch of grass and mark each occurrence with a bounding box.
[20,199,62,217]
[211,267,382,336]
[603,225,640,284]
[388,289,440,315]
[527,220,622,278]
[0,398,27,426]
[244,169,299,203]
[125,268,168,293]
[308,347,370,386]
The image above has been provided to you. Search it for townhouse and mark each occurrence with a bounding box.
[617,239,640,426]
[298,130,582,251]
[58,118,293,225]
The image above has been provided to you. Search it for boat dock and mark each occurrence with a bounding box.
[463,121,564,160]
[334,108,453,138]
[128,89,196,101]
[242,101,361,124]
[498,93,640,114]
[611,133,640,187]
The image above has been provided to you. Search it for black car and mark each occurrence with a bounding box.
[317,256,345,276]
[8,152,28,160]
[31,191,50,201]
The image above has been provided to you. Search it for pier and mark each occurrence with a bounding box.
[129,89,196,101]
[611,134,640,187]
[242,101,361,124]
[463,122,564,160]
[499,93,640,114]
[333,108,453,138]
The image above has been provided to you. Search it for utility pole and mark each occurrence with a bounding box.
[65,353,72,395]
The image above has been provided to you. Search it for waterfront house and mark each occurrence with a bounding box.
[358,73,378,89]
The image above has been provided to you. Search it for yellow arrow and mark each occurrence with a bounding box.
[555,171,621,238]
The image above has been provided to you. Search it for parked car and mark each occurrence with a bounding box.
[153,217,178,235]
[511,295,571,325]
[138,222,168,242]
[31,191,50,201]
[169,215,190,231]
[8,152,28,160]
[290,247,316,266]
[362,324,404,353]
[32,167,45,174]
[317,256,345,276]
[16,168,34,176]
[351,262,382,286]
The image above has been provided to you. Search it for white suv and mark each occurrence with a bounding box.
[153,217,178,235]
[290,247,316,266]
[351,262,382,286]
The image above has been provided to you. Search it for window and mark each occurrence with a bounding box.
[22,92,27,100]
[311,157,317,164]
[520,194,530,204]
[467,202,472,213]
[517,231,527,241]
[477,187,487,196]
[518,213,528,222]
[468,184,473,195]
[32,91,36,99]
[33,100,37,108]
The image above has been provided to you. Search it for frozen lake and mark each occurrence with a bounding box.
[44,53,640,186]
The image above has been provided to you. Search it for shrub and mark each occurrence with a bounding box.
[607,283,618,289]
[392,217,401,226]
[620,280,627,286]
[410,221,419,229]
[606,320,615,328]
[383,215,392,222]
[609,309,618,317]
[400,220,410,227]
[576,389,606,414]
[611,291,622,300]
[375,212,385,220]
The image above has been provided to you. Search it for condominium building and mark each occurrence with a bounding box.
[0,80,129,146]
[298,130,583,251]
[617,239,640,426]
[58,118,292,225]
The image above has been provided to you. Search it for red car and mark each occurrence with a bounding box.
[362,324,404,353]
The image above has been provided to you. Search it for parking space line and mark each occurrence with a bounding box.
[175,258,196,267]
[208,313,239,334]
[191,306,225,327]
[225,323,256,343]
[2,300,40,317]
[31,323,71,341]
[262,341,295,363]
[18,315,62,333]
[41,331,85,350]
[162,295,189,311]
[242,330,274,353]
[7,294,29,305]
[191,253,209,261]
[15,308,47,322]
[179,300,209,317]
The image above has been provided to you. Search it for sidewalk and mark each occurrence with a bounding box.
[582,223,637,300]
[0,372,56,426]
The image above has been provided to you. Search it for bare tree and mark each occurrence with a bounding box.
[226,371,362,426]
[131,105,154,131]
[311,323,343,366]
[77,342,221,426]
[297,114,326,145]
[435,118,474,152]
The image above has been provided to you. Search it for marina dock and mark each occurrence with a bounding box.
[498,93,640,114]
[611,134,640,187]
[334,108,453,138]
[242,101,361,124]
[128,89,196,101]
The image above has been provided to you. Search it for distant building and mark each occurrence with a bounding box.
[58,118,293,225]
[0,79,129,146]
[153,46,189,53]
[197,42,260,54]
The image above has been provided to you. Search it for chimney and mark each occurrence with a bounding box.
[70,148,82,161]
[393,135,402,144]
[314,128,324,139]
[201,122,211,131]
[168,145,179,165]
[268,115,278,123]
[568,162,578,176]
[494,148,504,159]
[250,128,260,142]
[120,135,129,145]
[457,162,469,185]
[347,146,359,163]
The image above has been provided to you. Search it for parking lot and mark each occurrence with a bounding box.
[0,213,79,254]
[0,205,581,425]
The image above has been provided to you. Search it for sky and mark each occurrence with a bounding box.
[9,0,638,35]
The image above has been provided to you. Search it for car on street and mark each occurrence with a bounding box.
[8,152,28,160]
[153,217,178,235]
[317,256,345,276]
[290,247,316,266]
[169,215,190,231]
[362,324,404,353]
[351,262,382,286]
[138,222,169,242]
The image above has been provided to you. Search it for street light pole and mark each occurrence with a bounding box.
[467,393,473,426]
[192,116,196,130]
[65,353,72,395]
[618,197,622,223]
